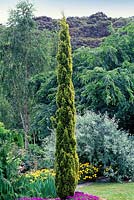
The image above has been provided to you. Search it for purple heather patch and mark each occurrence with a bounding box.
[18,191,100,200]
[67,191,99,200]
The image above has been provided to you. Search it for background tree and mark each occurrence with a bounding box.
[72,23,134,134]
[55,16,79,199]
[80,64,134,133]
[27,22,134,136]
[0,1,57,148]
[1,1,39,148]
[30,71,57,143]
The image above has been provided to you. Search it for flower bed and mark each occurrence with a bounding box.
[25,168,55,182]
[18,191,102,200]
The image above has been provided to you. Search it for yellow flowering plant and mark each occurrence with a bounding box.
[79,163,99,182]
[24,164,99,184]
[16,168,57,197]
[25,168,56,182]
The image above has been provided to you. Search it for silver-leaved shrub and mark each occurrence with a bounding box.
[76,111,134,181]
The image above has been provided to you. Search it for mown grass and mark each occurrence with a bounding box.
[79,182,134,200]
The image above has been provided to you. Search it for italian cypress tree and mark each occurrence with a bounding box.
[55,16,79,199]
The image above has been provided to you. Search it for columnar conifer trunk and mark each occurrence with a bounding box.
[55,16,79,199]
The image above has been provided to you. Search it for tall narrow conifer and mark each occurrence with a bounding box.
[55,16,79,199]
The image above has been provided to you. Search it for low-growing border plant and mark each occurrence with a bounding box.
[79,163,99,182]
[15,169,57,198]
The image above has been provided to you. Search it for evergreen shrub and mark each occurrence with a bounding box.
[55,16,79,199]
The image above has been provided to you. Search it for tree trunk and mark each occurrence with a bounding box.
[20,103,29,150]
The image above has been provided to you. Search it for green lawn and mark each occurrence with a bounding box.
[78,182,134,200]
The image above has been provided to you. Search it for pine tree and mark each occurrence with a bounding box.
[55,16,79,199]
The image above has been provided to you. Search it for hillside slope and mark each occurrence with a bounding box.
[34,12,134,49]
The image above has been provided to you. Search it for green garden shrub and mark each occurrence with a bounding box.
[22,130,55,170]
[76,111,134,181]
[0,122,23,200]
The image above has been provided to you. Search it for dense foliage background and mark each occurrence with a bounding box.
[0,0,134,199]
[1,1,134,140]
